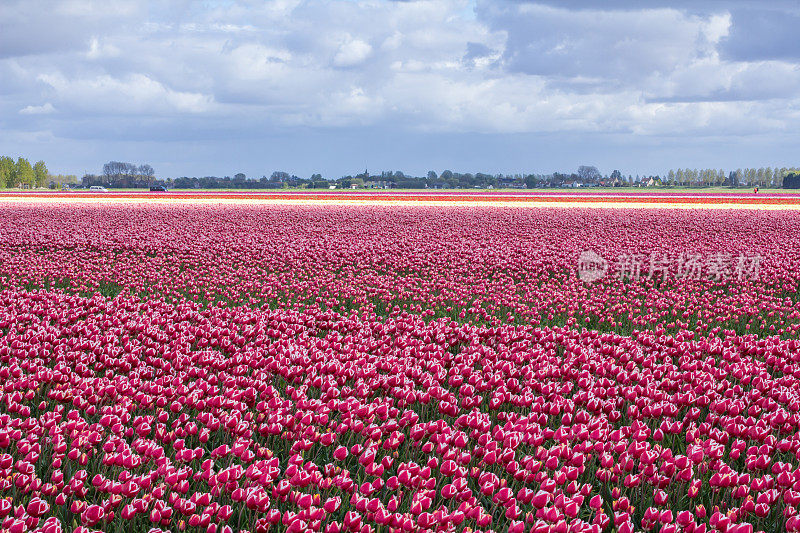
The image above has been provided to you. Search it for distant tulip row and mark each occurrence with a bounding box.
[1,205,798,337]
[0,204,799,533]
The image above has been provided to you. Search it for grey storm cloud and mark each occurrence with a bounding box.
[0,0,144,58]
[478,2,725,79]
[497,0,800,11]
[481,1,800,67]
[721,8,800,61]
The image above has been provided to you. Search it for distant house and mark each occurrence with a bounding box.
[497,177,525,189]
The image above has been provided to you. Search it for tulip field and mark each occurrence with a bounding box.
[2,203,800,533]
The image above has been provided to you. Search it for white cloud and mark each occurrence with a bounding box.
[37,73,213,114]
[226,43,292,80]
[19,102,55,114]
[86,37,121,59]
[54,0,137,18]
[381,31,403,51]
[702,13,732,45]
[333,37,372,67]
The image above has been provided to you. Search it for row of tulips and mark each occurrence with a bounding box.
[0,287,797,532]
[0,206,798,337]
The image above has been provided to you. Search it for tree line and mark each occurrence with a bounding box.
[5,158,798,190]
[664,167,800,188]
[154,166,800,190]
[0,156,49,188]
[161,170,519,190]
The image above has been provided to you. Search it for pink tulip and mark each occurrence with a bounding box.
[81,505,105,527]
[26,497,49,517]
[531,490,549,508]
[333,446,348,461]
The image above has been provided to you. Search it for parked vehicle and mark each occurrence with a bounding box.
[89,186,108,192]
[150,185,168,192]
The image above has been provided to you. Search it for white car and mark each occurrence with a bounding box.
[89,186,109,192]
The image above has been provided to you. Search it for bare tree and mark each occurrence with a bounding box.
[577,165,601,182]
[138,164,155,186]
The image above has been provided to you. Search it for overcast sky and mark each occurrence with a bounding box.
[2,0,799,179]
